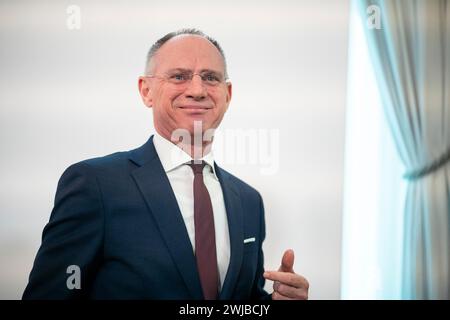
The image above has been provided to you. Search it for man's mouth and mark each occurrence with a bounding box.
[177,105,213,114]
[178,105,212,110]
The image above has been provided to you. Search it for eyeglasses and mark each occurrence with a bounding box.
[143,70,227,87]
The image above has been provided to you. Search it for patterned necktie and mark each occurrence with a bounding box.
[187,160,219,300]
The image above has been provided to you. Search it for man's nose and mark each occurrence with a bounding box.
[184,74,207,100]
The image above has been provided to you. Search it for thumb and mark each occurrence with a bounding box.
[278,249,295,273]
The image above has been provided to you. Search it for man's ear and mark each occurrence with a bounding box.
[225,81,232,109]
[138,77,153,108]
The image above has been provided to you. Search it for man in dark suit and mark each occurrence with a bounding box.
[23,29,309,300]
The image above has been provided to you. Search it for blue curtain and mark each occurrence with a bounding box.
[356,0,450,299]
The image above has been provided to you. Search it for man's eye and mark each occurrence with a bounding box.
[171,74,188,81]
[204,74,219,83]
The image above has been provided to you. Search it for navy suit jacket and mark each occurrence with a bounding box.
[23,136,270,300]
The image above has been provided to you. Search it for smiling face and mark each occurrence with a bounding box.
[138,35,232,142]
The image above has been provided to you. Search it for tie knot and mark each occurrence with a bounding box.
[188,160,206,175]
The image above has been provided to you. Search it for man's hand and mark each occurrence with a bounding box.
[263,249,309,300]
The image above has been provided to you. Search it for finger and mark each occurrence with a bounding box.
[272,291,295,300]
[264,271,309,289]
[273,280,280,292]
[276,283,308,300]
[278,249,294,273]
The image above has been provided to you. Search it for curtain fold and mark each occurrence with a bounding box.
[356,0,450,299]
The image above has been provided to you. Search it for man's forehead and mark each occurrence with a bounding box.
[159,34,219,54]
[151,35,224,70]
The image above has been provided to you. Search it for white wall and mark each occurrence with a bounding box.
[0,0,349,299]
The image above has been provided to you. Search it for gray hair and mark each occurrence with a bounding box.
[145,28,228,79]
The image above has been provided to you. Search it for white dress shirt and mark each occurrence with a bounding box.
[153,132,230,290]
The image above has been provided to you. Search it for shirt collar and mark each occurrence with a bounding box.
[153,131,219,180]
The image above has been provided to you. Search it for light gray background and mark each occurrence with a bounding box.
[0,0,349,299]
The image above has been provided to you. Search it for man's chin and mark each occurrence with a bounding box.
[168,122,214,141]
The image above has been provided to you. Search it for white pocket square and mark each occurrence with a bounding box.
[243,237,256,244]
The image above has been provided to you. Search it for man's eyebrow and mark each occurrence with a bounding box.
[199,69,223,75]
[165,68,223,75]
[165,68,191,73]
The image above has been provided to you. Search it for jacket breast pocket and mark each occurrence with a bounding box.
[243,240,258,254]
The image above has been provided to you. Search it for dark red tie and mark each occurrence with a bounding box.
[188,160,219,300]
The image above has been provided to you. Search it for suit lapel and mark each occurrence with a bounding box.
[129,136,203,299]
[215,165,244,300]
